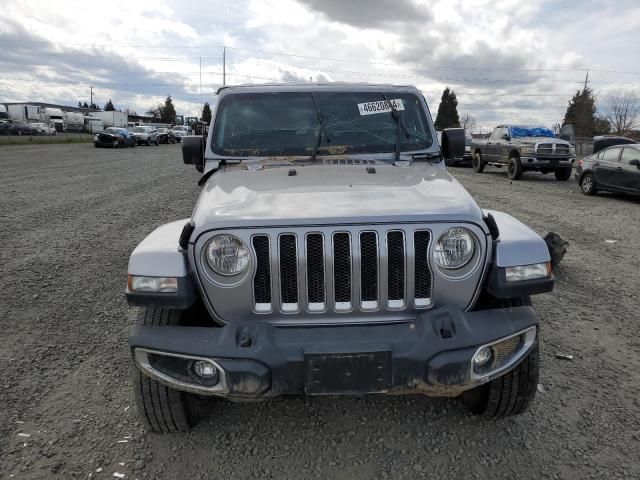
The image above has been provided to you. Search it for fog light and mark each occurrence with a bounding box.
[473,347,493,367]
[193,360,218,380]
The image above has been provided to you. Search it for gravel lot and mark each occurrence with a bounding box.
[1,143,639,479]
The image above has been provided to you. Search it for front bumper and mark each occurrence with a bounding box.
[521,156,575,167]
[129,305,538,399]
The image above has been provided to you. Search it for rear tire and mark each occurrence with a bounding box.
[472,152,485,173]
[132,306,210,433]
[554,167,572,181]
[580,173,597,195]
[507,156,523,180]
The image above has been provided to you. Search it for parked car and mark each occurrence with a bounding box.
[132,126,159,145]
[592,135,635,154]
[470,125,575,180]
[575,144,640,196]
[126,83,555,432]
[170,125,191,142]
[443,130,473,167]
[5,121,35,136]
[94,127,137,148]
[31,122,57,136]
[157,127,176,144]
[0,120,11,135]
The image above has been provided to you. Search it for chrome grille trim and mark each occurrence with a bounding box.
[251,226,436,315]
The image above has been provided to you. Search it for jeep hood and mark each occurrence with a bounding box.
[190,164,485,234]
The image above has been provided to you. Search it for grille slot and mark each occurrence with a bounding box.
[333,233,352,310]
[279,234,298,311]
[306,234,325,310]
[360,232,378,309]
[252,236,272,312]
[387,231,405,307]
[536,143,553,155]
[555,144,570,155]
[414,231,432,307]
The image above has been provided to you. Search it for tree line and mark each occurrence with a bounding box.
[433,86,639,137]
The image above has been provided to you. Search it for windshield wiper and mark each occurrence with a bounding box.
[381,92,412,162]
[310,93,324,162]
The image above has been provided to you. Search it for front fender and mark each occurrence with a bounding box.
[126,219,198,309]
[483,210,553,298]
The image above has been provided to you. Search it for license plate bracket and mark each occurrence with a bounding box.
[304,351,392,394]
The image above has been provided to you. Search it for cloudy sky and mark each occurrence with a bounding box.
[1,0,639,131]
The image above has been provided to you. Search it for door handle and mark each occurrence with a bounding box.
[616,167,622,171]
[594,162,600,166]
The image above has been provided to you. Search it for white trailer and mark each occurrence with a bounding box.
[64,112,85,132]
[84,116,104,133]
[8,104,44,122]
[91,110,127,128]
[44,108,65,132]
[0,104,7,119]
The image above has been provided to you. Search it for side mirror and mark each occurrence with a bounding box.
[630,159,640,167]
[501,133,510,141]
[182,135,204,171]
[441,128,466,159]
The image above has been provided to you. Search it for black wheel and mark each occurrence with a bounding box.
[146,139,150,146]
[132,306,211,433]
[554,167,572,181]
[580,173,597,195]
[472,152,485,173]
[507,156,523,180]
[155,138,159,145]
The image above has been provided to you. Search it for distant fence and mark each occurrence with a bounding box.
[0,132,93,145]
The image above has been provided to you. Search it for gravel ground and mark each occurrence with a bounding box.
[1,144,639,480]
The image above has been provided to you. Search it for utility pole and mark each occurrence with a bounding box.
[90,85,94,108]
[199,56,202,114]
[583,70,589,91]
[222,46,226,86]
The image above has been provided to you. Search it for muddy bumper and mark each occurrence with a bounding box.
[129,305,538,398]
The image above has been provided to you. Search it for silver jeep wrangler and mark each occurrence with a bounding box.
[126,83,554,432]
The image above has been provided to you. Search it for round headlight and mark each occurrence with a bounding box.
[205,234,250,275]
[433,227,475,269]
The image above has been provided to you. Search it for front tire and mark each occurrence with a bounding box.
[132,306,210,433]
[472,152,485,173]
[554,167,572,181]
[507,156,523,180]
[146,138,150,146]
[580,173,597,195]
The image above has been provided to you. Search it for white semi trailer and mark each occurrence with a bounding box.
[91,110,127,128]
[7,104,44,122]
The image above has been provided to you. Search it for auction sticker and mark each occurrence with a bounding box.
[357,99,405,116]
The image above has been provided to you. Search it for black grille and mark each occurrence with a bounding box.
[555,144,570,155]
[536,144,553,155]
[252,236,271,304]
[387,232,405,302]
[333,233,351,304]
[306,234,325,304]
[279,235,298,304]
[414,231,431,301]
[360,232,378,303]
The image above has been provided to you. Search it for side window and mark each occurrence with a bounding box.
[601,147,621,161]
[620,147,640,163]
[490,128,501,141]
